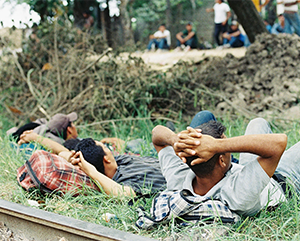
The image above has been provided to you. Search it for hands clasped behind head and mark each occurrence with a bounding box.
[174,127,202,162]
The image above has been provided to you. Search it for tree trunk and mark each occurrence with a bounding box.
[74,0,96,27]
[104,0,113,47]
[227,0,268,43]
[190,0,196,20]
[166,0,172,28]
[119,0,134,46]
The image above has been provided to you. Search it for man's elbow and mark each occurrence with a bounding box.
[278,134,288,154]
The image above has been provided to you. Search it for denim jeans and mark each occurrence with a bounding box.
[240,118,300,193]
[176,37,198,49]
[223,36,244,48]
[214,23,228,46]
[283,12,300,36]
[147,38,169,50]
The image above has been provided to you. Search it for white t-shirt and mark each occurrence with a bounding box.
[283,0,298,12]
[213,2,230,24]
[159,146,286,217]
[153,30,171,46]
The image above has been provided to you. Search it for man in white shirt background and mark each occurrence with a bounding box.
[206,0,231,47]
[278,0,300,35]
[147,24,171,51]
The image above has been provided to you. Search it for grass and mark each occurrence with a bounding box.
[1,110,300,240]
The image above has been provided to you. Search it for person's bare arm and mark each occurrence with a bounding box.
[71,152,136,197]
[229,30,241,37]
[18,130,68,154]
[152,125,201,154]
[206,8,214,13]
[222,11,231,25]
[261,0,270,7]
[176,32,185,44]
[176,132,287,178]
[183,31,195,41]
[284,0,299,6]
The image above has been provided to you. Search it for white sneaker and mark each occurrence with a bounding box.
[223,43,231,49]
[184,46,191,52]
[174,46,182,52]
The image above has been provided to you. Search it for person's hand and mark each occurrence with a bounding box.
[224,33,231,40]
[222,20,227,26]
[180,39,185,44]
[65,150,76,163]
[174,127,217,166]
[70,151,97,176]
[183,134,217,166]
[100,137,125,150]
[18,130,38,145]
[174,127,202,161]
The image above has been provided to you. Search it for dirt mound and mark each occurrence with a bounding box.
[193,33,300,119]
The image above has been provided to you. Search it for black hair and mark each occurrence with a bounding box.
[74,138,106,174]
[186,121,226,177]
[62,121,72,140]
[63,138,81,150]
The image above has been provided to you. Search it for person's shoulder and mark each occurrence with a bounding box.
[222,2,230,9]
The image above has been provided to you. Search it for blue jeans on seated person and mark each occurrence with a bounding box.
[147,38,169,50]
[283,12,300,36]
[223,36,244,48]
[176,38,198,49]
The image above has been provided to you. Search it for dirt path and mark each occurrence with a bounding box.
[118,47,246,71]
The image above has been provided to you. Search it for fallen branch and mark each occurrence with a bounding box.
[70,47,113,77]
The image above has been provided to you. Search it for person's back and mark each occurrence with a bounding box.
[113,154,166,194]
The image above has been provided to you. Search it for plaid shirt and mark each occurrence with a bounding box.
[136,189,240,229]
[17,150,100,195]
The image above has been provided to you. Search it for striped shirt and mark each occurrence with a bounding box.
[112,155,166,194]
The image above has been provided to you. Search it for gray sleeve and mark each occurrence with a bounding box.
[158,146,190,191]
[220,161,278,216]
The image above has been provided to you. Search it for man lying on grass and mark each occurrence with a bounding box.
[18,131,166,197]
[151,117,296,217]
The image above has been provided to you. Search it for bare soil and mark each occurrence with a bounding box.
[98,47,247,71]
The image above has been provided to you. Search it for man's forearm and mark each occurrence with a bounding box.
[284,1,298,6]
[89,169,136,197]
[215,134,286,157]
[215,134,287,177]
[152,125,177,147]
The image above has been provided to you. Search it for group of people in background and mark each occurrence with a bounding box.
[147,22,199,52]
[146,0,300,52]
